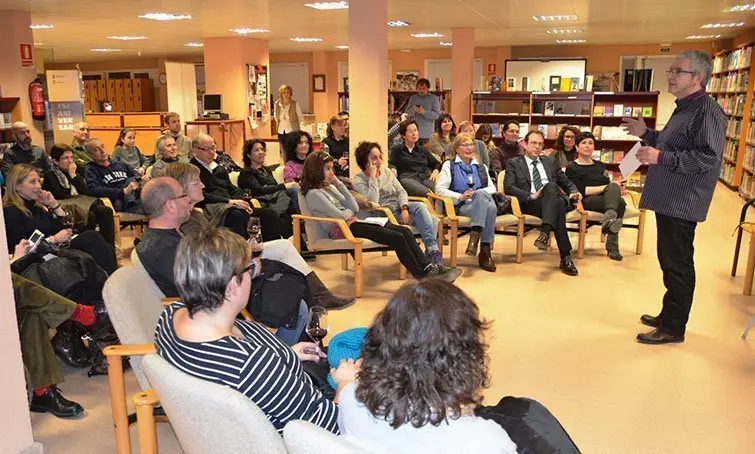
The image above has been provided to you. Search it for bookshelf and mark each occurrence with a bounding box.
[471,90,659,190]
[709,43,755,197]
[337,90,451,115]
[0,97,21,152]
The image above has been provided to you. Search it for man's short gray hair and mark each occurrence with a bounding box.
[141,177,179,218]
[191,133,213,150]
[678,50,714,88]
[84,138,103,155]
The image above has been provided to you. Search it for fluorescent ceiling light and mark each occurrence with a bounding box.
[138,13,191,21]
[686,34,722,40]
[34,42,44,46]
[91,48,122,52]
[30,24,53,29]
[335,45,349,49]
[533,15,578,22]
[724,4,755,12]
[108,36,147,40]
[185,42,204,47]
[701,22,745,28]
[411,32,444,38]
[440,41,452,47]
[388,20,410,27]
[290,37,323,42]
[305,2,348,10]
[230,28,270,34]
[546,28,582,34]
[400,49,412,52]
[556,39,586,43]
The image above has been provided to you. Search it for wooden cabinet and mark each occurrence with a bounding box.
[132,79,155,112]
[114,79,125,112]
[84,78,155,113]
[124,79,134,112]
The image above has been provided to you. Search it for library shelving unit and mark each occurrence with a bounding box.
[337,90,451,115]
[0,97,21,151]
[709,43,755,196]
[471,90,659,191]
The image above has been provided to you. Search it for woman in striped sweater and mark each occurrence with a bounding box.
[154,227,359,434]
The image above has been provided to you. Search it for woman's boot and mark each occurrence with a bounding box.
[606,233,623,261]
[478,243,497,272]
[466,231,481,256]
[306,272,356,310]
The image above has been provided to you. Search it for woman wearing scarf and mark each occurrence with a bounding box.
[42,144,115,245]
[436,133,498,272]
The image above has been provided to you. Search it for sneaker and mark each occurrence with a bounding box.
[426,250,444,266]
[424,264,463,283]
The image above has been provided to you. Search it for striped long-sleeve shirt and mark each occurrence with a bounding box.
[155,303,339,434]
[639,89,726,222]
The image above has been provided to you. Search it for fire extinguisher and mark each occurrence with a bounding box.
[29,77,45,121]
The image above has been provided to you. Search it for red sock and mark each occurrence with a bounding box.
[34,386,50,396]
[70,304,95,326]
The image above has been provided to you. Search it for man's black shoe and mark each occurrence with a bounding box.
[30,386,84,418]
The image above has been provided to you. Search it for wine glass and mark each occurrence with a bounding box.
[247,217,264,258]
[58,209,75,248]
[306,306,329,348]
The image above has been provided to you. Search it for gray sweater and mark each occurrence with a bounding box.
[353,169,409,212]
[403,93,441,139]
[304,181,360,239]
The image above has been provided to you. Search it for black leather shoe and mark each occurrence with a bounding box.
[640,314,660,328]
[52,330,91,368]
[559,256,578,276]
[534,232,549,250]
[636,328,684,345]
[478,244,497,272]
[30,386,84,418]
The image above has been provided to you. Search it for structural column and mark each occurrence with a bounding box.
[451,28,475,124]
[348,0,389,177]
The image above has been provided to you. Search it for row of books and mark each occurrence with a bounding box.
[592,149,626,163]
[473,100,530,115]
[745,118,755,143]
[727,118,743,138]
[721,161,737,186]
[536,101,590,116]
[0,112,12,126]
[742,144,755,172]
[725,138,740,163]
[592,105,653,117]
[717,93,747,116]
[473,122,641,142]
[713,46,753,73]
[741,172,755,199]
[591,126,641,140]
[709,70,749,93]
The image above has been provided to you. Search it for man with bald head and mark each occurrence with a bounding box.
[70,122,91,169]
[1,121,51,176]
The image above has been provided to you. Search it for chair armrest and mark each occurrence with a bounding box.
[291,214,362,244]
[161,297,181,305]
[407,196,442,218]
[373,206,400,225]
[133,388,159,407]
[575,199,585,214]
[426,193,458,221]
[100,197,118,219]
[509,196,523,217]
[103,344,156,357]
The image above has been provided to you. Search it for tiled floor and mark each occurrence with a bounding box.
[30,183,755,453]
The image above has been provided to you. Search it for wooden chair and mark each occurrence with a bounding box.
[731,199,755,298]
[574,191,647,258]
[99,197,149,251]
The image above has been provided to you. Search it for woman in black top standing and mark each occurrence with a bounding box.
[565,132,627,261]
[42,144,115,246]
[323,114,350,177]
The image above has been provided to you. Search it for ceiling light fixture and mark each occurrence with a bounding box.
[34,42,44,46]
[388,20,410,27]
[400,49,412,53]
[304,1,349,10]
[546,28,582,34]
[440,41,452,47]
[724,4,755,12]
[29,24,54,29]
[701,22,745,28]
[230,28,270,34]
[686,34,722,40]
[533,15,578,22]
[108,36,147,40]
[290,37,323,42]
[185,42,204,47]
[556,39,586,44]
[138,13,191,21]
[90,48,123,52]
[411,32,444,38]
[335,45,349,49]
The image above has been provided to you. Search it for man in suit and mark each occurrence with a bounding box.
[190,133,285,241]
[504,130,581,276]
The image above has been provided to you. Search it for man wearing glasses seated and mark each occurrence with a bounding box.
[84,137,144,214]
[504,130,582,276]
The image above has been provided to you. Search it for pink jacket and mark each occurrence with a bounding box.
[283,160,304,183]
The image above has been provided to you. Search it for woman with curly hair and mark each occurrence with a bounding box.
[337,279,517,453]
[548,125,580,169]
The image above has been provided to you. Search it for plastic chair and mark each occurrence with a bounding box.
[283,420,367,454]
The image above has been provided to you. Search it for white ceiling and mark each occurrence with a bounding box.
[3,0,753,62]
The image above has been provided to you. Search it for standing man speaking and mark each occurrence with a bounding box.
[622,50,725,345]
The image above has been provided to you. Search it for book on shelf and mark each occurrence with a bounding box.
[604,105,614,117]
[519,123,530,139]
[600,149,613,163]
[486,101,495,114]
[591,149,602,160]
[549,75,561,92]
[641,107,653,117]
[546,124,558,139]
[545,101,555,116]
[623,106,633,116]
[521,77,529,91]
[491,76,502,92]
[491,123,500,137]
[585,75,594,92]
[560,78,572,92]
[613,151,625,162]
[627,171,643,188]
[571,77,580,91]
[613,104,624,117]
[631,106,642,117]
[593,105,605,116]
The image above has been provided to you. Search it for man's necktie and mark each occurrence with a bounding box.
[532,160,543,191]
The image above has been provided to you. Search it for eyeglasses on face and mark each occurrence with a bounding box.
[459,142,475,148]
[528,142,544,148]
[167,194,190,203]
[196,144,216,152]
[665,68,695,77]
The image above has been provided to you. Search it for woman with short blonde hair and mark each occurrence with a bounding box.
[457,121,491,170]
[275,84,304,156]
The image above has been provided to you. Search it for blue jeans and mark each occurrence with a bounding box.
[394,201,439,251]
[457,191,497,245]
[275,300,308,346]
[286,185,301,214]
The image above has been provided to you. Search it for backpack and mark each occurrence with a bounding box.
[248,259,311,329]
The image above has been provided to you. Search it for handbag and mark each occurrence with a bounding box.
[493,192,512,215]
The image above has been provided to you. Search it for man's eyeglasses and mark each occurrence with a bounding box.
[528,142,545,149]
[459,142,475,148]
[167,194,190,203]
[666,68,695,77]
[196,145,217,152]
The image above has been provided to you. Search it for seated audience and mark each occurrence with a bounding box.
[1,121,51,177]
[475,123,496,152]
[428,113,456,162]
[489,121,524,182]
[389,120,441,197]
[154,227,355,433]
[238,138,299,219]
[162,112,192,162]
[338,279,517,453]
[436,134,498,272]
[322,115,350,177]
[149,135,179,176]
[70,122,91,170]
[283,130,314,184]
[565,132,627,261]
[84,137,144,214]
[42,144,116,246]
[547,126,581,169]
[353,141,443,265]
[113,128,149,175]
[457,120,491,170]
[148,162,354,310]
[504,130,581,276]
[301,151,461,282]
[189,133,286,241]
[4,164,117,274]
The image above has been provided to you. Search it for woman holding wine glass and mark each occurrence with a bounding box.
[436,133,498,272]
[3,164,117,274]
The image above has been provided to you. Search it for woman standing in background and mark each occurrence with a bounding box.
[274,85,304,160]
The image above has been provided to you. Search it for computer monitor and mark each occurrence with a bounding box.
[203,94,222,113]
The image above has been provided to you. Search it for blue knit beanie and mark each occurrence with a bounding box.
[327,327,368,389]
